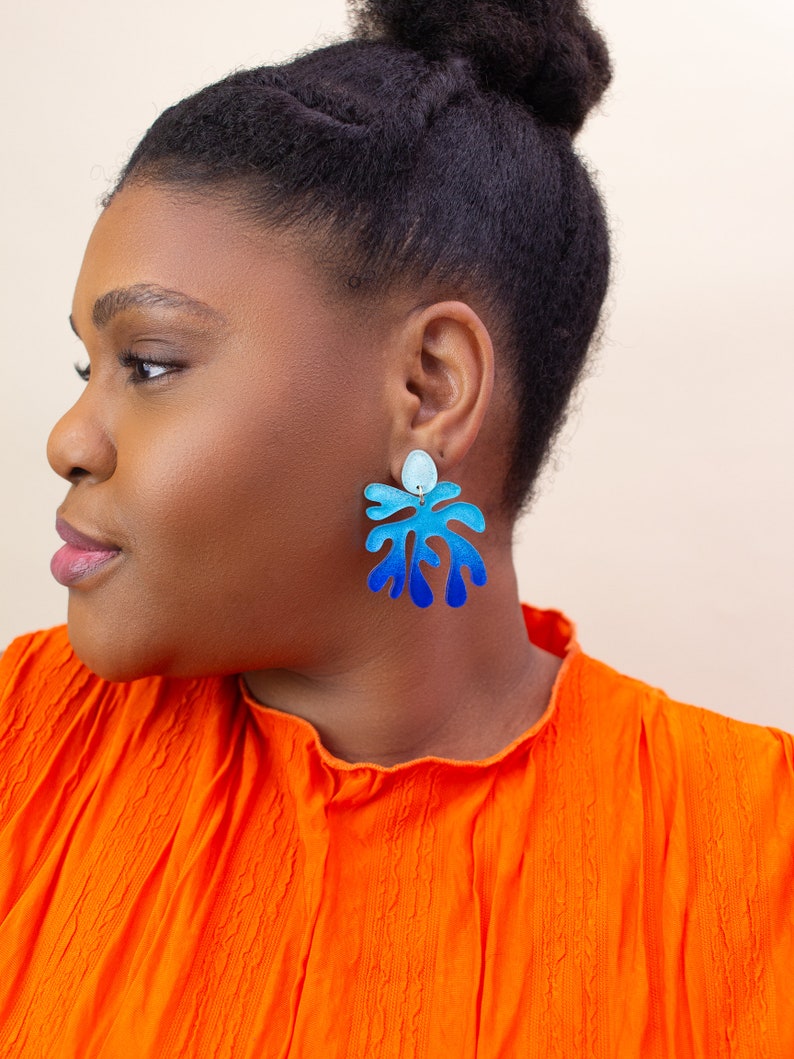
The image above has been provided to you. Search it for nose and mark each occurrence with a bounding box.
[47,388,117,485]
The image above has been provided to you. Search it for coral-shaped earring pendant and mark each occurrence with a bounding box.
[364,450,487,608]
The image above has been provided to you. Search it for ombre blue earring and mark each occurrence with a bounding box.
[364,450,487,608]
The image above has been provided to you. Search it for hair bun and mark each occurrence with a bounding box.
[351,0,611,134]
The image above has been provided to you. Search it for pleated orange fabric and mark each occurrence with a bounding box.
[0,605,792,1058]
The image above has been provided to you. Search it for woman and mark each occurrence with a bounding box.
[0,0,791,1055]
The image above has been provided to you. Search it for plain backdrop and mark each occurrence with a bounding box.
[1,0,792,728]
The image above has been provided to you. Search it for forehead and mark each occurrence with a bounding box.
[71,184,333,333]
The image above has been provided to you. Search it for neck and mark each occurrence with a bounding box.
[243,556,562,767]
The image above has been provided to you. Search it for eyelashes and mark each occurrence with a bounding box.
[73,350,180,386]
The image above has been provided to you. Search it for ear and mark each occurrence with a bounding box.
[387,300,495,484]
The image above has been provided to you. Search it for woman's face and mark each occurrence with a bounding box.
[49,183,393,680]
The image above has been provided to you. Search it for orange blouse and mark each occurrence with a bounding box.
[0,606,792,1058]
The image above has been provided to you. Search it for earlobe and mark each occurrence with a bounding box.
[389,301,495,483]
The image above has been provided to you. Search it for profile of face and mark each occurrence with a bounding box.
[48,184,399,681]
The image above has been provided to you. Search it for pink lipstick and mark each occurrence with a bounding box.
[50,517,121,587]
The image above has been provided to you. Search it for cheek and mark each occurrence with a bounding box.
[73,339,386,679]
[116,385,364,600]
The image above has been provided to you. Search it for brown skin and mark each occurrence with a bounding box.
[48,183,561,766]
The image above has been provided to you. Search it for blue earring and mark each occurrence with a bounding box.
[364,449,487,608]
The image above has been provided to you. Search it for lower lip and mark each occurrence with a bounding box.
[50,543,121,587]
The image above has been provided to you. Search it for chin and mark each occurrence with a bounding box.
[66,613,173,684]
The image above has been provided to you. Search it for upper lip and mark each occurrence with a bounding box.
[56,516,121,553]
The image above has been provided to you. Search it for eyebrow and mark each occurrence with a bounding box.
[68,283,225,335]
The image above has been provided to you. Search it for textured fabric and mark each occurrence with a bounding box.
[0,606,792,1058]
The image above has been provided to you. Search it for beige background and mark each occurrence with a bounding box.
[1,0,791,728]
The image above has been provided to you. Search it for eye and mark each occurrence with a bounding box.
[118,350,176,383]
[134,360,170,382]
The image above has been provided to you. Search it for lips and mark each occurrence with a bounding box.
[50,516,122,587]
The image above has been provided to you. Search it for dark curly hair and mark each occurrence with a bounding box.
[113,0,612,514]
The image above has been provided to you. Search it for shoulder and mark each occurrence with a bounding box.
[1,623,92,686]
[0,627,234,830]
[565,651,794,869]
[573,651,794,894]
[568,653,794,1040]
[1,624,75,679]
[576,649,793,776]
[0,625,95,738]
[0,624,117,724]
[0,627,118,829]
